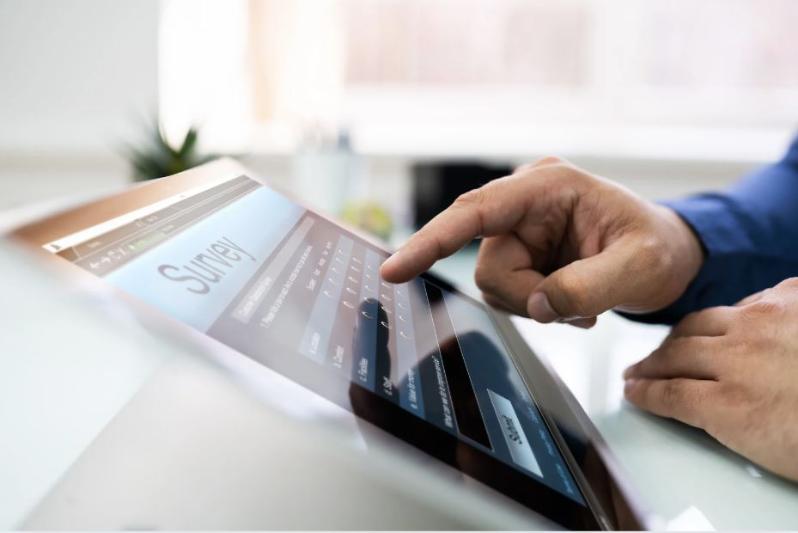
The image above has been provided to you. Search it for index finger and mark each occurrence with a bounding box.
[380,177,528,283]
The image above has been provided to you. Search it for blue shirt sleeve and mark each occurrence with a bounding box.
[620,135,798,325]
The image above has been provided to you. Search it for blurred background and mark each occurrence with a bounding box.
[2,0,798,243]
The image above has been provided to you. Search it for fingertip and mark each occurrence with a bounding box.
[379,254,395,275]
[379,254,404,283]
[565,316,597,329]
[527,292,560,323]
[623,378,640,398]
[380,249,423,283]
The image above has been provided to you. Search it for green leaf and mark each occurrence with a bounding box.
[119,118,227,181]
[178,128,198,159]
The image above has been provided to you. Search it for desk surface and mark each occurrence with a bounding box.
[432,247,798,530]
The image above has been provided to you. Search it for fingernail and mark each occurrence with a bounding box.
[380,253,399,272]
[567,317,595,329]
[528,292,559,323]
[624,378,638,395]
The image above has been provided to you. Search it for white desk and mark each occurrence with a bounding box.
[431,247,798,530]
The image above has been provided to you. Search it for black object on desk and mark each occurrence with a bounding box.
[412,161,513,229]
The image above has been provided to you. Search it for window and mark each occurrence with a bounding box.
[161,0,798,160]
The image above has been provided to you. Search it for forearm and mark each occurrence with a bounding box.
[621,137,798,324]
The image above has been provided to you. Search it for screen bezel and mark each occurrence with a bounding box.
[8,159,654,530]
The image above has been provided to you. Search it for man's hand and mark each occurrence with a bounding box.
[381,157,704,327]
[624,278,798,481]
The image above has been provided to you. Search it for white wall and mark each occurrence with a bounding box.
[0,0,160,210]
[0,0,777,225]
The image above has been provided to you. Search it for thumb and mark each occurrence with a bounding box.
[527,240,643,322]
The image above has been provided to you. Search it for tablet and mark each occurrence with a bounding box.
[12,160,651,530]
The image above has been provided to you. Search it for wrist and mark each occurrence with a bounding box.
[658,204,705,303]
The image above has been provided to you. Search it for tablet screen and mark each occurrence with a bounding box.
[43,175,593,522]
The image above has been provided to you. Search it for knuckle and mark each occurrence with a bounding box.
[481,177,507,195]
[454,187,485,208]
[474,263,498,292]
[680,309,701,326]
[516,156,565,174]
[660,380,686,409]
[741,299,784,320]
[535,155,565,166]
[778,277,798,290]
[547,166,584,191]
[452,187,489,235]
[514,162,536,175]
[515,155,571,175]
[636,235,672,275]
